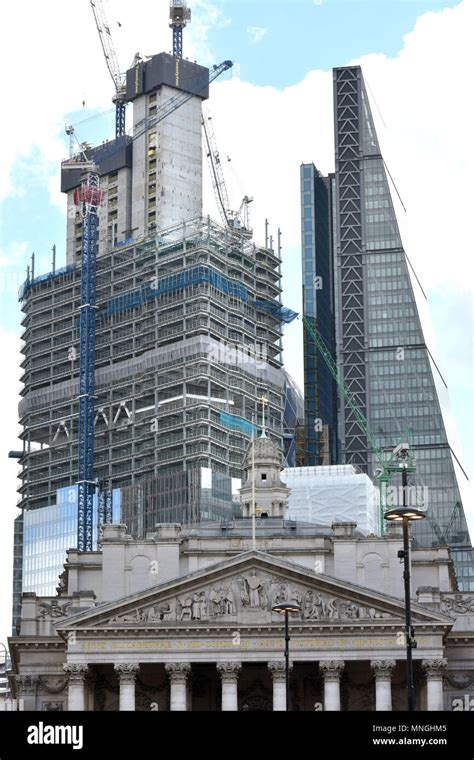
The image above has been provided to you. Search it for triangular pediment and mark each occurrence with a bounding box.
[56,552,451,633]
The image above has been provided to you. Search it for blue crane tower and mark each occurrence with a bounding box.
[74,171,104,552]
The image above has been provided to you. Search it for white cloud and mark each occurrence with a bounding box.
[247,25,268,44]
[0,241,28,269]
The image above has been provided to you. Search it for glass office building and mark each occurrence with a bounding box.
[300,164,338,466]
[21,486,121,597]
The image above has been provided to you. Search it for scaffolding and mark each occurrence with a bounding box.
[18,216,287,518]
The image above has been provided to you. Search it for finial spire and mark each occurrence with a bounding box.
[260,394,268,438]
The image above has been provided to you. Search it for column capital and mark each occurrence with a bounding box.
[370,660,396,679]
[422,659,448,679]
[15,674,40,694]
[114,664,140,683]
[319,660,345,681]
[217,662,242,683]
[165,662,191,684]
[63,664,89,683]
[268,661,292,682]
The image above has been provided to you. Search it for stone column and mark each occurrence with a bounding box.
[320,660,344,711]
[114,664,140,711]
[371,660,396,711]
[63,664,89,711]
[217,662,242,711]
[165,663,191,711]
[422,659,447,711]
[268,661,291,711]
[14,675,39,711]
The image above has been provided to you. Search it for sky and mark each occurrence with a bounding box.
[0,0,472,647]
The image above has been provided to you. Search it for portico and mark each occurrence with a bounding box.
[47,551,450,712]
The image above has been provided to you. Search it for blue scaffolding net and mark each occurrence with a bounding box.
[252,299,298,324]
[219,411,256,437]
[19,265,77,302]
[100,264,298,324]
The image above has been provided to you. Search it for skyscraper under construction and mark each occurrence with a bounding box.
[15,16,297,621]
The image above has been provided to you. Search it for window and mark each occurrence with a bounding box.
[261,473,267,481]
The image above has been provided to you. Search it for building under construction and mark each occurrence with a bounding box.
[16,8,297,541]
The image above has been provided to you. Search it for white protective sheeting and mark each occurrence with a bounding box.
[282,465,381,536]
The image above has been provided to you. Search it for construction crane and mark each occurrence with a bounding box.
[169,0,191,59]
[302,315,416,528]
[202,108,253,237]
[61,161,105,552]
[90,0,127,138]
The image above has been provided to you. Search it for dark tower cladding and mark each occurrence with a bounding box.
[300,164,338,467]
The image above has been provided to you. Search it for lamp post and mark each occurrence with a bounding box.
[384,450,425,712]
[271,602,301,710]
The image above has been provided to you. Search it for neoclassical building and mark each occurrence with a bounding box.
[9,436,474,711]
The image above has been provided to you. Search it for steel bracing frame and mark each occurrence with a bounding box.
[334,67,368,471]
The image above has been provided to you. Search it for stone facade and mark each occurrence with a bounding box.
[8,519,474,711]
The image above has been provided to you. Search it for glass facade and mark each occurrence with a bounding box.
[22,486,121,597]
[11,513,23,635]
[330,66,472,579]
[282,370,304,468]
[300,164,338,465]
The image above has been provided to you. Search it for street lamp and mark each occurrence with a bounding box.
[384,445,425,712]
[271,602,301,711]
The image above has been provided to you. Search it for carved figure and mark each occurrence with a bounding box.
[179,597,193,621]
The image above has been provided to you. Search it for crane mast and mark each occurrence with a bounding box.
[73,169,105,551]
[169,0,191,59]
[90,0,127,138]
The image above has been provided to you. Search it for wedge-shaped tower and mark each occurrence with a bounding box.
[332,66,472,585]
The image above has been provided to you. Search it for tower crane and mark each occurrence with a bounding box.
[202,108,253,237]
[61,156,106,552]
[90,0,127,138]
[169,0,191,59]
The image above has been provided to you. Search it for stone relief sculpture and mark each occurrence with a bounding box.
[272,583,288,606]
[209,586,236,617]
[441,595,474,616]
[105,573,393,625]
[38,600,72,619]
[239,572,269,609]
